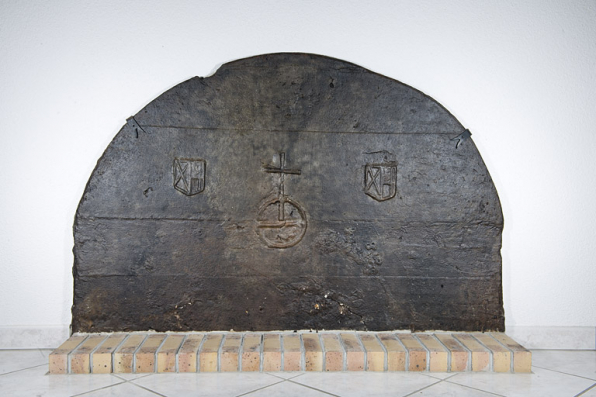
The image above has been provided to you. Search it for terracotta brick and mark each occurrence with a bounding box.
[302,334,323,371]
[490,333,532,373]
[378,333,406,371]
[156,334,185,373]
[113,334,147,373]
[340,333,365,371]
[454,334,490,372]
[358,333,385,372]
[263,334,282,372]
[135,334,166,373]
[282,334,302,371]
[416,334,448,372]
[199,334,223,372]
[321,334,344,371]
[241,334,262,372]
[49,335,88,374]
[435,333,469,372]
[473,333,511,373]
[178,334,203,373]
[92,333,127,374]
[220,334,242,372]
[396,334,427,371]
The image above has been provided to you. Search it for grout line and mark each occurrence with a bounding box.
[286,378,341,397]
[412,334,430,372]
[153,335,169,374]
[488,333,515,373]
[88,335,109,373]
[443,379,507,397]
[132,334,149,374]
[575,382,596,397]
[259,333,264,373]
[70,380,128,397]
[217,333,226,372]
[175,334,189,373]
[451,333,472,372]
[433,334,452,373]
[337,332,348,372]
[471,334,493,372]
[299,333,305,371]
[374,333,389,372]
[353,332,367,371]
[128,380,168,397]
[67,335,90,374]
[279,334,285,372]
[402,378,445,397]
[0,363,47,377]
[196,334,207,373]
[393,332,409,371]
[234,378,287,397]
[318,333,326,372]
[238,333,245,371]
[531,365,596,382]
[111,334,131,375]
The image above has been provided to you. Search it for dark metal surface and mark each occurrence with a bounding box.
[72,53,504,333]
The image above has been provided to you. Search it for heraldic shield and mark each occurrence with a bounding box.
[365,162,397,201]
[173,158,205,196]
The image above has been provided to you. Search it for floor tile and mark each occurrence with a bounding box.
[40,348,53,358]
[532,350,596,380]
[132,372,283,397]
[447,366,595,397]
[422,372,459,380]
[293,372,441,397]
[75,381,164,396]
[242,379,334,396]
[265,371,305,380]
[579,384,596,396]
[0,365,123,397]
[112,372,155,381]
[0,349,46,374]
[408,380,504,396]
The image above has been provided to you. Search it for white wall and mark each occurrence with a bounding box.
[1,0,595,349]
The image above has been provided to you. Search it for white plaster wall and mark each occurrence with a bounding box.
[1,0,595,348]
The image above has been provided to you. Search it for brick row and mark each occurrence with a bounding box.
[49,332,531,374]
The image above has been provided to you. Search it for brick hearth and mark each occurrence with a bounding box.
[49,332,531,374]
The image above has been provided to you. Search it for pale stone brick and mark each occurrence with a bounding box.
[358,333,385,372]
[435,333,469,372]
[199,334,223,372]
[378,333,406,371]
[136,334,166,373]
[178,334,203,373]
[454,334,490,372]
[302,334,323,371]
[156,334,185,373]
[49,335,88,374]
[282,334,302,371]
[490,333,532,373]
[113,334,147,373]
[241,334,262,372]
[396,334,427,371]
[220,334,242,372]
[416,334,448,372]
[263,334,282,372]
[321,334,344,371]
[340,333,365,371]
[92,333,127,374]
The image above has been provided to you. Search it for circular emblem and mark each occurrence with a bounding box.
[256,196,307,248]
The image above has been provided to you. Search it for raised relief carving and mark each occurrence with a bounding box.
[257,152,307,248]
[173,158,205,196]
[363,150,397,202]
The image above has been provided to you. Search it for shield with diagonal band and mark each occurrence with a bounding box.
[173,158,205,196]
[364,162,397,201]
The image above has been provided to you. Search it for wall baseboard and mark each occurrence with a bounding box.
[506,326,596,350]
[0,325,70,349]
[1,325,594,350]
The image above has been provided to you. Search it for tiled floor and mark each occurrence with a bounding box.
[0,349,595,396]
